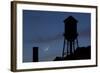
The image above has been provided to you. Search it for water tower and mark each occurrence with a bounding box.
[62,16,79,57]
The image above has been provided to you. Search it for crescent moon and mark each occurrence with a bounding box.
[44,47,49,52]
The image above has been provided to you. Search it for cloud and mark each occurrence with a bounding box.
[24,33,64,44]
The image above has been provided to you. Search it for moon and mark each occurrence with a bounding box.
[44,47,49,52]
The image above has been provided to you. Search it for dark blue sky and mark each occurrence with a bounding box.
[23,10,91,62]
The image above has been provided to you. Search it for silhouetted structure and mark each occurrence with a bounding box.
[54,46,91,61]
[62,16,79,57]
[33,47,39,62]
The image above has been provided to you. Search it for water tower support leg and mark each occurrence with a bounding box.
[70,41,72,54]
[67,41,69,55]
[76,38,79,48]
[62,38,65,57]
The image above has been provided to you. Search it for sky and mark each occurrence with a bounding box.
[23,10,91,62]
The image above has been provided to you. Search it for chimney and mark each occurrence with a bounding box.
[32,47,39,62]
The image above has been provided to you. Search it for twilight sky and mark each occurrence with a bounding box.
[23,10,91,62]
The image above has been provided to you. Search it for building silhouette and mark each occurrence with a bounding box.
[54,46,91,61]
[32,47,39,62]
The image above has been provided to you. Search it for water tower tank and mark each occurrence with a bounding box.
[64,16,78,41]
